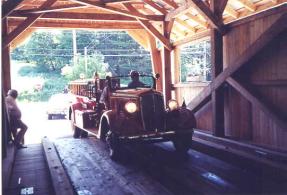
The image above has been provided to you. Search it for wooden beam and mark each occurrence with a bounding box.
[142,0,167,15]
[236,0,256,12]
[166,18,175,39]
[2,18,11,94]
[217,0,228,15]
[225,5,239,19]
[175,18,196,33]
[2,0,24,19]
[10,11,155,22]
[69,0,163,21]
[226,3,287,28]
[101,0,133,3]
[189,0,224,32]
[10,28,35,50]
[158,0,178,9]
[2,0,57,49]
[165,0,224,32]
[126,30,149,49]
[139,20,173,50]
[17,4,88,14]
[187,13,287,112]
[226,77,287,130]
[148,34,163,92]
[162,21,172,102]
[123,3,173,50]
[185,13,208,28]
[172,30,210,47]
[42,137,74,195]
[211,28,224,137]
[8,19,144,30]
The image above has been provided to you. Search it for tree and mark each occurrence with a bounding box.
[63,51,108,81]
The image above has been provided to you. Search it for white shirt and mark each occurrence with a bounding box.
[5,95,22,119]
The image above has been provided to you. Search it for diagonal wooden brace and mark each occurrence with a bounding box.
[226,77,287,130]
[188,13,287,112]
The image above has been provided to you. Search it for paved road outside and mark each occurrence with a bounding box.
[18,102,73,144]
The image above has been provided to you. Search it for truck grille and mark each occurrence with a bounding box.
[140,93,165,131]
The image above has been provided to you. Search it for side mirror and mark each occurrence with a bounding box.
[155,73,160,80]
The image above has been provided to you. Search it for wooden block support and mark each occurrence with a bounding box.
[42,137,74,195]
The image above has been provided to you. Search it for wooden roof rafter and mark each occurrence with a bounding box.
[2,0,24,20]
[16,3,89,14]
[8,18,144,30]
[185,13,208,28]
[10,12,141,22]
[158,0,178,9]
[68,0,163,21]
[175,18,196,33]
[122,2,173,50]
[165,0,224,32]
[3,0,57,49]
[142,0,167,15]
[235,0,256,12]
[225,4,239,19]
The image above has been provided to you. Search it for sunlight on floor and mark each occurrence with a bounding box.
[19,102,73,144]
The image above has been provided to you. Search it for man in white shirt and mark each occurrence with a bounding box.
[5,89,28,149]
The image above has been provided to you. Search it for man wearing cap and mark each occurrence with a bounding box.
[5,89,28,149]
[128,71,145,88]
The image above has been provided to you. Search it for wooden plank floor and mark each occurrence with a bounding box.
[5,144,54,195]
[54,137,287,195]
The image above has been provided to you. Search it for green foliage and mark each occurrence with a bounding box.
[12,30,73,73]
[18,76,68,102]
[12,30,153,102]
[64,52,107,80]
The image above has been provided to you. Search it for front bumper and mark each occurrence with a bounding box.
[118,129,194,144]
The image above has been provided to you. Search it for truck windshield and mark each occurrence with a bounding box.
[109,75,154,90]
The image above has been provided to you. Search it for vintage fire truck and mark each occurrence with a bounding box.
[68,74,196,160]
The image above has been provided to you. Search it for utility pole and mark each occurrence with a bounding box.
[84,47,88,75]
[73,30,77,66]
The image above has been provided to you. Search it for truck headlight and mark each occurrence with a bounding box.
[168,100,178,111]
[125,102,137,113]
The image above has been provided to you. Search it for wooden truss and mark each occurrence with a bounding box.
[188,13,287,131]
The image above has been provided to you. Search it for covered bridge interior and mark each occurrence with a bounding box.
[2,0,287,194]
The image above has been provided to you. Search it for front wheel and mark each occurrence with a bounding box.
[172,136,192,156]
[71,122,81,138]
[106,131,121,161]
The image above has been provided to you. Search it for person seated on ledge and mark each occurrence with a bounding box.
[128,70,145,88]
[5,89,28,149]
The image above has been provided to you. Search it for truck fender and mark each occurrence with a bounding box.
[97,110,117,140]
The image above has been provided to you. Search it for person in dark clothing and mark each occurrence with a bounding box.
[128,71,145,88]
[5,89,28,149]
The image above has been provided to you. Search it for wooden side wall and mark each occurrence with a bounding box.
[224,12,287,150]
[174,11,287,151]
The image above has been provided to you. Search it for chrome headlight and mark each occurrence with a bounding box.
[168,99,178,111]
[125,102,137,113]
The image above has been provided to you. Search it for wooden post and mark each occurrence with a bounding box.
[2,18,11,94]
[148,34,163,92]
[211,0,224,137]
[162,21,172,103]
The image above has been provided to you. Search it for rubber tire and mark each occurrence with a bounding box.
[106,130,121,161]
[72,122,81,138]
[172,136,192,156]
[48,114,53,120]
[81,130,88,138]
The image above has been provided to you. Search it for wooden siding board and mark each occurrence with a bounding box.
[223,14,287,150]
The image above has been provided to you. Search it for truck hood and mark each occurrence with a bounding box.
[111,88,157,97]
